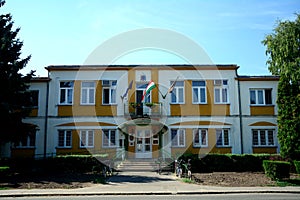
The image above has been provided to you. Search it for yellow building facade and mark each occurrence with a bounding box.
[3,65,279,159]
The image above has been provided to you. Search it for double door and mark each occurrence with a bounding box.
[135,130,152,158]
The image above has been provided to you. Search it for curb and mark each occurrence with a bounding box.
[1,190,300,197]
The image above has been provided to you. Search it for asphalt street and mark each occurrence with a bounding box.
[1,194,300,200]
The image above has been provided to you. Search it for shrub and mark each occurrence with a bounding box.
[263,160,290,180]
[175,153,277,173]
[0,166,10,177]
[294,161,300,174]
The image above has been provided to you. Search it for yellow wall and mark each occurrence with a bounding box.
[170,80,230,116]
[253,147,277,154]
[249,121,276,126]
[128,70,136,103]
[56,129,116,157]
[11,148,35,158]
[171,128,232,157]
[151,69,159,103]
[29,108,38,117]
[250,106,275,116]
[58,80,117,116]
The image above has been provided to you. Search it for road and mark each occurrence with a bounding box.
[1,194,299,200]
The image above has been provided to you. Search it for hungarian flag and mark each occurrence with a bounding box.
[141,80,156,101]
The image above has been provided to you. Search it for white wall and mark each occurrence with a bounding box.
[239,80,278,116]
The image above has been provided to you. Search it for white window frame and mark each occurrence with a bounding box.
[15,134,36,148]
[170,81,185,104]
[80,130,94,148]
[252,129,275,147]
[214,80,229,104]
[171,129,185,147]
[192,81,207,104]
[250,89,272,105]
[59,81,74,105]
[102,129,117,148]
[216,129,230,147]
[193,129,208,147]
[29,90,39,108]
[102,80,117,105]
[58,130,72,148]
[81,81,95,105]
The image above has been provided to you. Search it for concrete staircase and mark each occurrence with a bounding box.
[117,159,158,172]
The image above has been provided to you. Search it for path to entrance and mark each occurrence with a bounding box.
[105,170,199,194]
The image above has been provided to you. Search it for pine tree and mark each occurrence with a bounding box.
[0,0,36,145]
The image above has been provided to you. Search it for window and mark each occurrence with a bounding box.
[81,81,95,104]
[193,129,208,147]
[58,130,72,148]
[171,81,184,104]
[119,133,125,148]
[192,81,206,104]
[102,129,117,148]
[214,80,228,103]
[16,134,36,148]
[252,129,275,146]
[102,80,117,104]
[250,89,272,105]
[80,130,94,148]
[216,129,230,146]
[29,90,39,107]
[60,81,74,104]
[129,135,135,146]
[153,134,159,145]
[171,129,185,147]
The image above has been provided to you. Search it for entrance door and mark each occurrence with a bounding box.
[136,83,151,116]
[136,90,143,116]
[135,130,152,158]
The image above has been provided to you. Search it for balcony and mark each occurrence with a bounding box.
[124,102,163,118]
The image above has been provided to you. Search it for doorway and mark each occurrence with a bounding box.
[135,130,152,158]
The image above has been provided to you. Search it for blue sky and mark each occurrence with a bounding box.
[2,0,299,76]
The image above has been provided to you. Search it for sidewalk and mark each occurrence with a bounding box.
[1,171,300,197]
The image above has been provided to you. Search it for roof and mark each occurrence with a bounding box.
[30,77,51,82]
[45,64,239,71]
[236,75,280,81]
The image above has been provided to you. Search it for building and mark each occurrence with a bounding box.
[1,64,280,159]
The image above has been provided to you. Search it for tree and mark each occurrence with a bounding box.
[0,0,36,146]
[262,14,300,160]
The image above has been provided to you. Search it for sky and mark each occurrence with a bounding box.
[1,0,299,77]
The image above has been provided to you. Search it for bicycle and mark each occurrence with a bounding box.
[175,159,183,178]
[102,160,113,178]
[182,158,192,180]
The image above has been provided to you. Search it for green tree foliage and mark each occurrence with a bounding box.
[262,14,300,160]
[0,0,36,145]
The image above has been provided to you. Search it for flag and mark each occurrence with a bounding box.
[161,76,179,99]
[121,80,133,100]
[168,79,177,93]
[141,80,156,101]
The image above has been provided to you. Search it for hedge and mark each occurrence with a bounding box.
[178,154,277,173]
[6,154,110,174]
[263,160,290,180]
[294,161,300,174]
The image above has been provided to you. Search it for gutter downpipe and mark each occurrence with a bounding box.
[236,69,244,154]
[43,77,50,159]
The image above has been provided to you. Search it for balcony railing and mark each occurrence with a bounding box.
[124,102,163,118]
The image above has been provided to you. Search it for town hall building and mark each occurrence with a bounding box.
[1,64,279,159]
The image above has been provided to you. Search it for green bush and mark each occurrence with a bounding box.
[294,161,300,174]
[5,154,110,174]
[0,166,10,177]
[178,153,275,173]
[263,160,290,180]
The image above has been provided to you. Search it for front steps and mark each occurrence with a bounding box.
[117,158,174,172]
[117,159,158,172]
